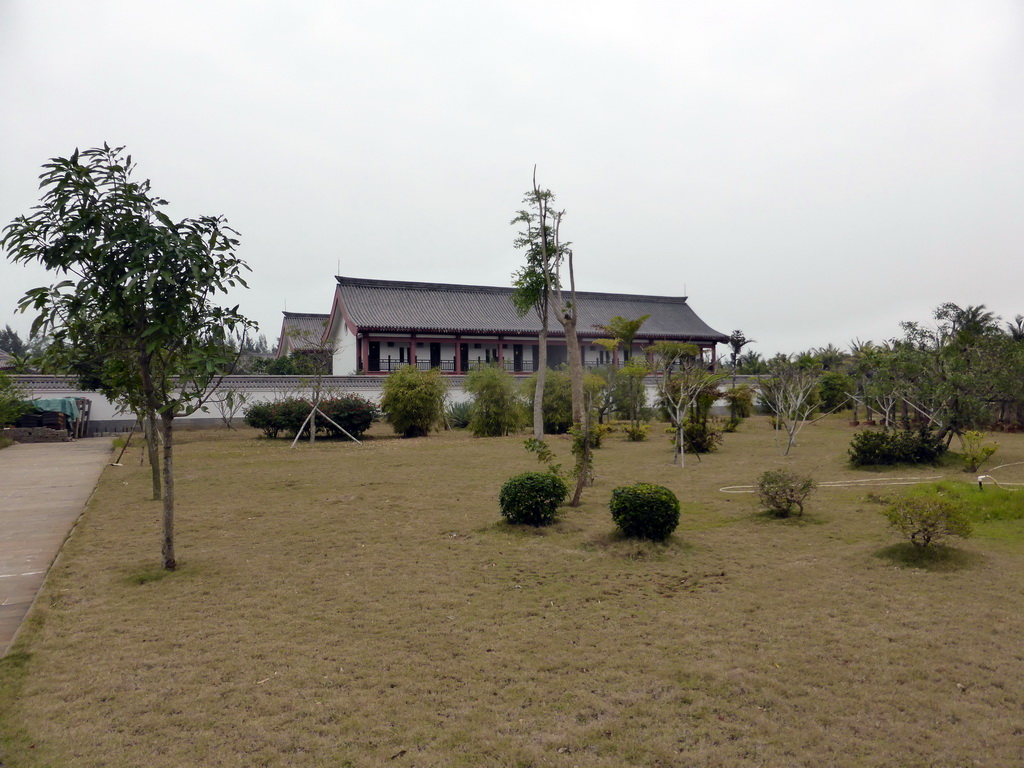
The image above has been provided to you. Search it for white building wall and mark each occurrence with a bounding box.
[330,321,359,376]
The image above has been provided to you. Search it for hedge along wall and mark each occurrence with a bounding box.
[11,373,748,435]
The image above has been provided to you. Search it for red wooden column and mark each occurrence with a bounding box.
[455,334,462,374]
[497,335,504,369]
[409,334,417,368]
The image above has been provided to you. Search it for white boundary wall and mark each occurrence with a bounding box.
[12,374,746,434]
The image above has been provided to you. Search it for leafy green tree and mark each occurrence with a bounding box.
[2,145,255,570]
[512,171,585,428]
[511,177,564,439]
[464,364,526,436]
[817,371,855,413]
[896,303,1004,441]
[379,365,448,437]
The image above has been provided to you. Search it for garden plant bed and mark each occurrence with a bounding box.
[1,416,1022,767]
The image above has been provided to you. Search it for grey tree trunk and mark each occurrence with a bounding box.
[533,304,549,440]
[561,319,585,426]
[160,414,176,571]
[145,407,161,500]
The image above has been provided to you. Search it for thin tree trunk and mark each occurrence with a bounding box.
[570,408,592,507]
[533,306,548,440]
[562,319,585,426]
[160,414,176,571]
[145,407,161,500]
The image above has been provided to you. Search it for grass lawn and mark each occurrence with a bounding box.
[2,416,1023,767]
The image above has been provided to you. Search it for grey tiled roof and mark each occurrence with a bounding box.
[279,312,330,353]
[334,276,728,342]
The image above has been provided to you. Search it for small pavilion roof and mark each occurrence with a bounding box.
[276,312,330,357]
[331,276,728,342]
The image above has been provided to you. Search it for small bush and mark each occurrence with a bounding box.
[609,483,681,541]
[757,469,815,517]
[465,364,526,436]
[526,368,574,434]
[380,366,448,438]
[445,400,473,429]
[883,495,973,547]
[243,395,378,439]
[571,422,609,451]
[682,419,723,453]
[243,401,280,438]
[317,395,379,439]
[0,372,32,427]
[499,472,569,526]
[959,430,997,473]
[849,427,945,467]
[723,385,754,419]
[623,423,650,441]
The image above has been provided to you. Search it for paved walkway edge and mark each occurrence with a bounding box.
[0,439,113,657]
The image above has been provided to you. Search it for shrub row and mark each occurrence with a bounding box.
[244,395,378,439]
[848,426,945,466]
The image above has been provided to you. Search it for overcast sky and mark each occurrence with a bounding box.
[2,1,1022,358]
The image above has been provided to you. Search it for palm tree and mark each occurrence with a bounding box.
[595,314,650,367]
[1005,315,1024,342]
[728,330,756,387]
[848,339,878,423]
[813,343,848,371]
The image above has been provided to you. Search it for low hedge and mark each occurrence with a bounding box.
[244,395,378,439]
[849,426,945,466]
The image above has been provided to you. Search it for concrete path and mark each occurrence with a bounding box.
[0,438,112,656]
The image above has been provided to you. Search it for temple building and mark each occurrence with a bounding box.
[277,276,728,376]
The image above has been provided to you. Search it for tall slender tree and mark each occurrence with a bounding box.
[511,170,583,433]
[2,145,255,570]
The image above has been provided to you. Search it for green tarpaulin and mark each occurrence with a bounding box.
[32,398,80,421]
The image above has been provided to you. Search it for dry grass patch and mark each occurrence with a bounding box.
[2,417,1024,767]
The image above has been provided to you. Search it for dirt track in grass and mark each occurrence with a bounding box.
[1,416,1023,767]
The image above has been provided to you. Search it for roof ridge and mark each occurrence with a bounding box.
[334,275,686,302]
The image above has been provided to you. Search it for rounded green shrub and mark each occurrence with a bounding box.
[243,401,277,437]
[499,472,569,526]
[883,495,972,548]
[465,364,525,437]
[380,366,448,438]
[610,483,681,540]
[317,394,379,439]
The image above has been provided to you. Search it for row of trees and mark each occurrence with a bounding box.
[743,303,1024,446]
